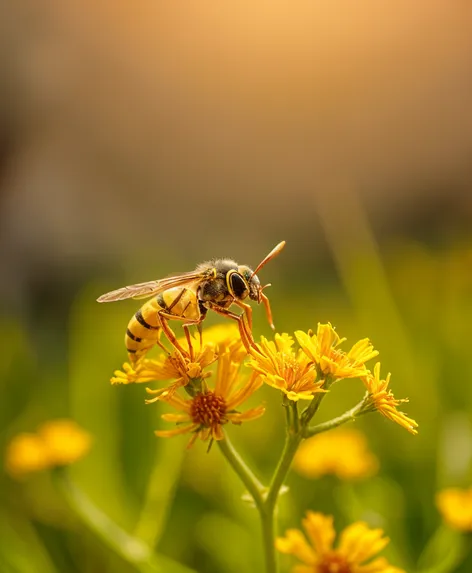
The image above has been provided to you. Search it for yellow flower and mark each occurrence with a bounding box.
[362,363,418,435]
[436,487,472,531]
[111,324,245,396]
[248,333,326,401]
[276,511,405,573]
[295,323,378,381]
[38,420,92,466]
[5,419,91,479]
[153,343,264,446]
[294,429,379,480]
[4,433,50,478]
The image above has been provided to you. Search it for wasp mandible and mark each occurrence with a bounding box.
[97,241,285,361]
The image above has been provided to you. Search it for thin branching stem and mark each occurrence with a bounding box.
[217,433,265,512]
[303,393,370,438]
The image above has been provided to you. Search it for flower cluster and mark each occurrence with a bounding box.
[112,325,265,447]
[111,340,219,396]
[247,323,379,404]
[5,419,91,479]
[247,322,416,435]
[154,342,265,446]
[276,511,405,573]
[111,320,417,444]
[295,323,378,381]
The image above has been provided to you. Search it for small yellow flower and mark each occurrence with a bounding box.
[154,343,264,446]
[5,419,91,479]
[248,333,326,401]
[362,363,418,435]
[4,433,50,478]
[294,429,379,480]
[276,511,405,573]
[436,487,472,531]
[111,345,217,386]
[38,420,92,466]
[111,324,245,397]
[295,323,378,381]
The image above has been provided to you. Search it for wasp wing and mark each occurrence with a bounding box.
[96,270,213,303]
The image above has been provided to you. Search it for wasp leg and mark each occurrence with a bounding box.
[233,300,254,332]
[156,311,204,357]
[206,303,255,352]
[183,324,195,361]
[196,322,203,351]
[156,312,188,356]
[152,328,171,356]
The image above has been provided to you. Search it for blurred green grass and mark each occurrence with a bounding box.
[2,233,472,572]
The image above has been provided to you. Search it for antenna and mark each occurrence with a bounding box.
[249,241,286,282]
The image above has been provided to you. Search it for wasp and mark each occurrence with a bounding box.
[97,241,285,361]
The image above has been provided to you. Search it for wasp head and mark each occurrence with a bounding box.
[238,266,262,302]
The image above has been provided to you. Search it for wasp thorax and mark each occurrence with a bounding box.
[190,392,227,427]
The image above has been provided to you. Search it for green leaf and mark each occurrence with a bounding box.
[416,525,469,573]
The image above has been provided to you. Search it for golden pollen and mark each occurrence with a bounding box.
[318,554,352,573]
[190,392,227,427]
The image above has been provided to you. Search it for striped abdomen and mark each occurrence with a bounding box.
[125,287,201,362]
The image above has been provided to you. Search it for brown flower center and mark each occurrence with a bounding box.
[317,553,352,573]
[190,392,227,427]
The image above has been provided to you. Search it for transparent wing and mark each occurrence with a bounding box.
[96,269,213,303]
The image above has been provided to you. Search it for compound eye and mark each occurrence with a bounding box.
[229,272,249,299]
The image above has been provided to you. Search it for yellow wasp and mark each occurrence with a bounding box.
[97,241,285,361]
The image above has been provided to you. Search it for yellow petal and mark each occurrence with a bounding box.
[275,529,317,565]
[155,424,197,438]
[302,512,335,555]
[338,522,389,564]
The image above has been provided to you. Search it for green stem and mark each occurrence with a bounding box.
[219,388,333,572]
[260,431,302,573]
[260,505,277,573]
[134,430,185,546]
[303,394,369,438]
[291,401,300,434]
[53,469,196,573]
[300,384,330,426]
[264,433,301,509]
[259,394,309,573]
[283,396,292,428]
[217,434,265,512]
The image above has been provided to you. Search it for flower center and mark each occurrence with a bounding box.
[279,353,302,386]
[317,553,352,573]
[190,392,227,427]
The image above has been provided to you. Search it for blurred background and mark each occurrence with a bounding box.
[1,1,472,572]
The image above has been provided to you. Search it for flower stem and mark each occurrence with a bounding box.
[303,393,370,437]
[264,432,302,509]
[220,390,335,573]
[218,433,265,512]
[300,386,329,426]
[53,468,196,573]
[260,431,302,573]
[134,429,186,546]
